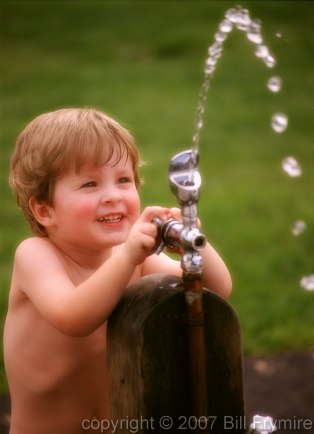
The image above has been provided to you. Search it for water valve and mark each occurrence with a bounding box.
[153,149,206,275]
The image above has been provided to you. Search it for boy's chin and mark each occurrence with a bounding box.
[102,234,127,247]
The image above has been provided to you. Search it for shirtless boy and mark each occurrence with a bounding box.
[4,108,232,433]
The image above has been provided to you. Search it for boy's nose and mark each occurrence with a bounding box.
[100,187,122,204]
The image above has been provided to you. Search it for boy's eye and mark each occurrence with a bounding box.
[118,177,132,184]
[81,181,97,188]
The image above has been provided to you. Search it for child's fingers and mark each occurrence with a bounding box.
[140,206,170,223]
[169,207,181,220]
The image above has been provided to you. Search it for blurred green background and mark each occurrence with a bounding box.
[1,0,313,392]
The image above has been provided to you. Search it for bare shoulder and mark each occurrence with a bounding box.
[15,236,52,254]
[14,237,60,266]
[13,237,69,293]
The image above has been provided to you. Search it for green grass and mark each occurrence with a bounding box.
[1,0,314,391]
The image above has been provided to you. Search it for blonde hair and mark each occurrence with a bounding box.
[10,108,142,236]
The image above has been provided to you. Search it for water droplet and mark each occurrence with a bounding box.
[291,220,306,236]
[235,8,251,31]
[282,156,302,177]
[206,57,217,67]
[225,8,240,24]
[300,275,314,291]
[267,76,282,93]
[215,31,227,43]
[208,42,223,58]
[250,415,276,433]
[219,19,233,33]
[263,54,276,68]
[196,120,203,129]
[271,113,288,133]
[255,44,269,59]
[205,57,216,74]
[247,19,263,44]
[247,32,263,45]
[204,64,215,75]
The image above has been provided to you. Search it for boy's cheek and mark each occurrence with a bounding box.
[129,193,141,219]
[69,198,96,220]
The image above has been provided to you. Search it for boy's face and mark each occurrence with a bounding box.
[46,154,141,252]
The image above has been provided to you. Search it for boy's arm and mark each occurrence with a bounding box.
[13,207,166,337]
[200,242,232,299]
[14,237,135,336]
[142,241,232,300]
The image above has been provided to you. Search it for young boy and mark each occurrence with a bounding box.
[4,108,232,433]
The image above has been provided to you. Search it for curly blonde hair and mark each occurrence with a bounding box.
[9,108,142,236]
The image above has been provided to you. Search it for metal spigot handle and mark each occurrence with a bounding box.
[169,149,201,207]
[152,218,206,255]
[168,149,206,274]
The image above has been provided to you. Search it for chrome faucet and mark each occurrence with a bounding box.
[153,150,206,274]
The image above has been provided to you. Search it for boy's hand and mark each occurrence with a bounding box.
[122,206,172,265]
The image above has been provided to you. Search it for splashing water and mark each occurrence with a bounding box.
[282,156,302,177]
[291,220,306,236]
[300,275,314,291]
[271,112,288,133]
[267,76,282,93]
[250,415,277,433]
[190,5,310,288]
[191,5,278,161]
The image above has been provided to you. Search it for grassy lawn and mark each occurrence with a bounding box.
[0,0,313,391]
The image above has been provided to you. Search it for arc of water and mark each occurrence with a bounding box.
[189,6,311,288]
[191,5,277,165]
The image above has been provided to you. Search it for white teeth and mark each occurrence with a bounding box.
[98,214,122,223]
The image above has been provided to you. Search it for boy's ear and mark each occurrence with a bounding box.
[29,197,54,229]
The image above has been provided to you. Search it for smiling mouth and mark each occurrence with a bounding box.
[97,214,123,223]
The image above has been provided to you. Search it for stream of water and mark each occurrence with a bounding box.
[190,5,312,291]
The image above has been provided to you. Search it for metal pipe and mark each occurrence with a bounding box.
[153,150,208,423]
[183,271,208,421]
[168,150,208,423]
